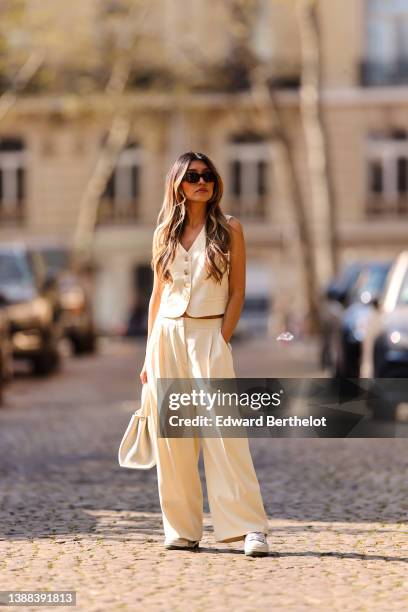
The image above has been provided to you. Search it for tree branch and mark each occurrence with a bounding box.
[0,49,45,123]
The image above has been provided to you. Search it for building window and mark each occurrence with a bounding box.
[366,130,408,216]
[226,137,271,220]
[98,142,142,225]
[0,137,26,225]
[362,0,408,86]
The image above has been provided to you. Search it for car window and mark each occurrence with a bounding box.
[243,296,270,313]
[0,253,33,285]
[397,269,408,305]
[331,263,362,294]
[40,248,70,272]
[349,263,391,304]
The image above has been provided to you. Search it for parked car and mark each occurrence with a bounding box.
[0,243,62,376]
[0,303,13,404]
[361,251,408,420]
[35,243,97,355]
[321,260,392,377]
[320,262,365,370]
[235,295,272,338]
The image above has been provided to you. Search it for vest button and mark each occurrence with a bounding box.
[184,269,188,274]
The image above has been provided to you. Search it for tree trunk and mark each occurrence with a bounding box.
[72,2,149,261]
[249,67,322,335]
[296,0,339,287]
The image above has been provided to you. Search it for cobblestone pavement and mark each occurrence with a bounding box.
[0,335,407,612]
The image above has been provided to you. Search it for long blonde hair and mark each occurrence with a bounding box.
[152,151,232,284]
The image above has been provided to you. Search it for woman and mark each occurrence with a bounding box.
[140,151,269,556]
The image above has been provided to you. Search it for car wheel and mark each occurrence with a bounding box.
[0,338,13,383]
[371,395,397,422]
[31,330,61,376]
[370,365,408,422]
[72,330,97,356]
[32,349,60,376]
[342,354,360,378]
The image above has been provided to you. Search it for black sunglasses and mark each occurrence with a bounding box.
[183,170,216,184]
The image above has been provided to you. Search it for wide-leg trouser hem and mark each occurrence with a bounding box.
[215,523,270,544]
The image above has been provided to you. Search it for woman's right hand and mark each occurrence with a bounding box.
[140,360,148,385]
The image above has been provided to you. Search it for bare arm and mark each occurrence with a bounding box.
[140,231,164,383]
[146,265,164,344]
[221,217,246,344]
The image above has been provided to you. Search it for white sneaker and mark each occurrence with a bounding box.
[244,532,269,557]
[164,537,200,551]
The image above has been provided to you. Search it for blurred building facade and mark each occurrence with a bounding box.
[0,0,408,334]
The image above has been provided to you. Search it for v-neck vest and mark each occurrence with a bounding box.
[158,215,232,318]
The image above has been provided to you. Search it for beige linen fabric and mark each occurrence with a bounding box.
[157,214,232,318]
[143,314,269,543]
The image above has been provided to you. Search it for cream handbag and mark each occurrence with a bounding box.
[118,383,156,469]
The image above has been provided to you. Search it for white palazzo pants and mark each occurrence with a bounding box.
[143,314,269,543]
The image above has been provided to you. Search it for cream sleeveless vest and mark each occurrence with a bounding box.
[158,214,232,318]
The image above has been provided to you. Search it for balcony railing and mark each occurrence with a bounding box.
[0,203,25,225]
[366,195,408,216]
[360,59,408,87]
[97,198,139,225]
[228,196,268,221]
